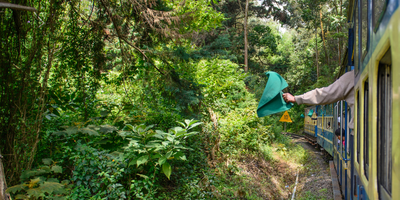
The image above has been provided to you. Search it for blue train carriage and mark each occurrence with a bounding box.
[332,98,352,200]
[343,0,399,198]
[304,106,317,137]
[316,105,334,156]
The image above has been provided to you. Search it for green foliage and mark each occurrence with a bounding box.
[2,0,348,196]
[122,119,202,179]
[68,144,128,199]
[6,159,69,200]
[194,58,249,112]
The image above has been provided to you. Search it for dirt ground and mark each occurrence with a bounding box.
[212,134,335,199]
[292,135,334,200]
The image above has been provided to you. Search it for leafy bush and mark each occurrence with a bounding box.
[28,119,202,199]
[122,119,202,180]
[6,159,69,200]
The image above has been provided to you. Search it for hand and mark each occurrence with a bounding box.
[282,93,296,103]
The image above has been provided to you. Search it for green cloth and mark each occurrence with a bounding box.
[300,114,305,118]
[257,71,293,117]
[308,109,313,117]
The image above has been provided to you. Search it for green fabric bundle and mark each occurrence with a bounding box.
[257,71,293,117]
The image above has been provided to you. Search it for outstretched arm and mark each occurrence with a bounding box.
[283,70,354,106]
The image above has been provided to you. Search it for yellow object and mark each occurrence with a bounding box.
[279,111,292,123]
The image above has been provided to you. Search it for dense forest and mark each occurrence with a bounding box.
[0,0,347,199]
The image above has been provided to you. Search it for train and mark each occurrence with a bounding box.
[303,0,399,199]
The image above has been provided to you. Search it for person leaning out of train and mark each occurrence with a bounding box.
[335,124,345,146]
[282,70,355,131]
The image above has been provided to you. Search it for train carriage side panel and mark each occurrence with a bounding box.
[352,0,399,198]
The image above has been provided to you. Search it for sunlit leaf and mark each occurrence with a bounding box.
[27,177,42,189]
[188,122,203,130]
[14,194,28,200]
[158,156,167,166]
[174,151,187,160]
[137,174,149,179]
[136,155,149,167]
[162,162,172,179]
[125,124,134,131]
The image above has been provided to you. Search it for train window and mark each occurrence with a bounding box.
[373,0,387,32]
[363,80,369,180]
[318,117,322,128]
[361,0,369,61]
[377,49,392,197]
[357,90,360,163]
[325,117,333,131]
[354,0,359,72]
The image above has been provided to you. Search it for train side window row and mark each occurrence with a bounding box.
[353,0,388,70]
[377,49,392,198]
[356,48,392,198]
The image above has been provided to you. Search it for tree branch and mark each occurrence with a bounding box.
[0,2,37,12]
[99,0,165,75]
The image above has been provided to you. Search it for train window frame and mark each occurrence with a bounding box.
[363,80,369,180]
[361,0,369,62]
[356,90,360,164]
[377,49,392,198]
[373,0,388,32]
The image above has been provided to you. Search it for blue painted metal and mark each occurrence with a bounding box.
[315,125,317,137]
[350,134,354,200]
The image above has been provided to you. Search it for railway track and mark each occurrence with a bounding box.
[283,132,318,146]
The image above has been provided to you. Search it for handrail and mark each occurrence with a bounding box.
[334,145,351,162]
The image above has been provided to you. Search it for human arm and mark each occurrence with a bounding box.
[292,71,354,105]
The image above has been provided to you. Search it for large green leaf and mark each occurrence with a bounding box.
[136,155,149,167]
[39,182,66,194]
[5,184,24,194]
[79,128,99,136]
[162,162,172,180]
[99,125,117,134]
[27,188,44,198]
[158,156,167,166]
[125,124,134,131]
[42,158,53,165]
[51,165,62,173]
[188,122,203,130]
[174,151,187,160]
[158,151,173,165]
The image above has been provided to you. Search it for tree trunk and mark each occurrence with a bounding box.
[338,28,341,65]
[315,28,319,78]
[339,0,343,65]
[0,154,10,200]
[319,9,329,66]
[244,0,249,72]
